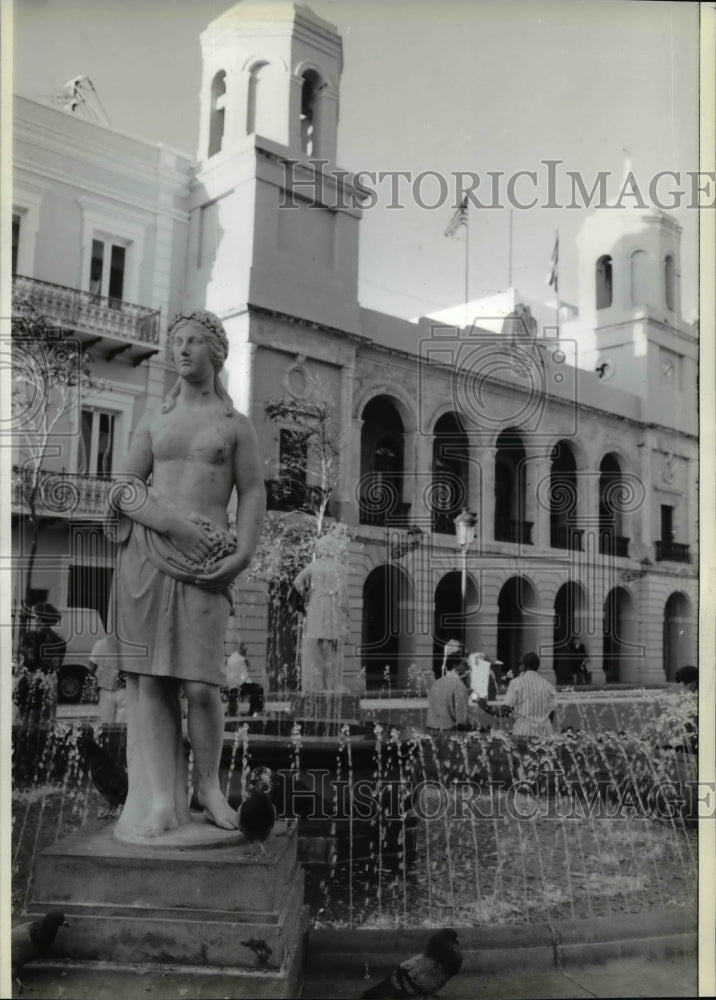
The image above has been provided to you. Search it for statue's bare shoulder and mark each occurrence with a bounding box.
[228,408,263,490]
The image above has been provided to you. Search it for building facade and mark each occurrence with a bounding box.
[11,2,698,693]
[10,95,192,681]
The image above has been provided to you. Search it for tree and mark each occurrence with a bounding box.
[11,297,104,630]
[246,376,349,690]
[263,379,340,538]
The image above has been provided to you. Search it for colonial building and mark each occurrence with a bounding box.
[11,1,698,694]
[10,94,193,696]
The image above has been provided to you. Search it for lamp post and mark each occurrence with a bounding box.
[454,508,477,636]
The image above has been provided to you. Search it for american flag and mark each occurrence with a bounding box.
[444,196,468,238]
[547,232,559,292]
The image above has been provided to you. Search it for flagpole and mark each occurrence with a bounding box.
[555,227,560,339]
[508,210,513,289]
[464,203,469,327]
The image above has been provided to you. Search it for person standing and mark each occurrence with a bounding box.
[478,651,556,740]
[566,635,590,685]
[427,655,469,731]
[225,643,263,716]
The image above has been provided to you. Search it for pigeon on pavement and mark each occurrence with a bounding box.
[77,729,128,817]
[12,911,68,968]
[361,928,463,998]
[238,766,277,855]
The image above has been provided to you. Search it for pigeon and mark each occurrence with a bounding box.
[77,729,128,817]
[238,766,277,855]
[12,911,68,968]
[361,928,462,999]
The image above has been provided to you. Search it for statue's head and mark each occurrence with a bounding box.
[162,310,233,415]
[315,533,340,558]
[167,310,229,373]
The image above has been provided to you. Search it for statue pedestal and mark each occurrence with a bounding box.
[24,818,305,998]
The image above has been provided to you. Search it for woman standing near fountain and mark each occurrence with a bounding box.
[107,310,265,842]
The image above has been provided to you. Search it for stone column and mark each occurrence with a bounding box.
[335,367,358,524]
[477,602,500,664]
[527,450,551,551]
[406,429,432,523]
[637,432,655,559]
[465,436,492,552]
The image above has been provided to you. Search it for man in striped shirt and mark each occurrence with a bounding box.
[478,651,556,738]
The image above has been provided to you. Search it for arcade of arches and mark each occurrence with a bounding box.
[357,568,695,689]
[350,394,695,690]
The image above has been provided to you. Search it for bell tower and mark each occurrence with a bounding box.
[186,1,362,339]
[569,209,697,435]
[196,1,341,163]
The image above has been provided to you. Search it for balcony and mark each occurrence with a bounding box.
[13,275,161,363]
[599,532,630,557]
[359,498,412,528]
[655,540,691,563]
[550,524,584,551]
[495,517,533,545]
[12,467,110,519]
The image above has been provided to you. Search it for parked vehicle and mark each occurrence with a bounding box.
[55,607,106,703]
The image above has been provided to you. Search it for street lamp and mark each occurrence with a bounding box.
[454,508,477,629]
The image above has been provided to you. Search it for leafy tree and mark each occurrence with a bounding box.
[11,297,104,629]
[246,375,349,689]
[263,380,340,538]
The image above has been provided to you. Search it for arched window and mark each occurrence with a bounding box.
[430,413,468,535]
[549,441,581,550]
[595,255,612,309]
[630,249,648,306]
[246,62,268,135]
[493,430,531,544]
[359,397,405,526]
[598,454,628,557]
[664,254,675,311]
[300,70,322,156]
[208,71,227,158]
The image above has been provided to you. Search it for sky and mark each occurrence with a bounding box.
[12,0,701,324]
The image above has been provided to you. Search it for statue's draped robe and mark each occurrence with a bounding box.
[108,507,235,687]
[106,492,237,842]
[293,554,349,691]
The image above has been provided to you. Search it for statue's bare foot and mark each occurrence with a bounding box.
[199,788,239,830]
[141,803,180,838]
[115,802,179,842]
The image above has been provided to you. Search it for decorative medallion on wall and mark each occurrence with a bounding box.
[661,455,675,484]
[283,355,309,398]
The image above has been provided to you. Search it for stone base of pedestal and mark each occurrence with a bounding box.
[23,818,306,998]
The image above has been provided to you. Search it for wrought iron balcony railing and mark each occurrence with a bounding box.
[599,532,630,557]
[13,274,160,345]
[12,467,110,519]
[550,524,584,551]
[655,540,691,563]
[359,498,412,528]
[495,517,534,545]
